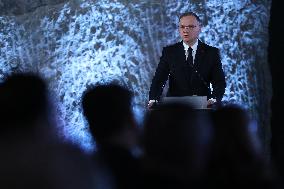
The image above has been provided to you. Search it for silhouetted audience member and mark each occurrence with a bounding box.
[0,139,97,189]
[0,73,97,189]
[0,73,53,140]
[82,83,142,189]
[142,102,213,189]
[206,104,282,189]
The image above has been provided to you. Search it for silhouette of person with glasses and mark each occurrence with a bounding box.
[148,12,226,108]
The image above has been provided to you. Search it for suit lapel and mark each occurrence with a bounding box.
[194,40,207,70]
[173,41,191,85]
[175,41,186,65]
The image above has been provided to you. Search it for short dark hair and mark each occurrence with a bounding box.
[0,73,48,129]
[82,83,133,142]
[179,12,201,23]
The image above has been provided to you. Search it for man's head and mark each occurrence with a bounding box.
[178,12,202,46]
[0,73,49,131]
[82,83,136,144]
[143,102,213,179]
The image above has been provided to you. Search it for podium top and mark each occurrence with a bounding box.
[161,96,208,109]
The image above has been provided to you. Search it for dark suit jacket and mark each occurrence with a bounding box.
[149,40,226,102]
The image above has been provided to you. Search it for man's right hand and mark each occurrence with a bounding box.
[148,100,157,109]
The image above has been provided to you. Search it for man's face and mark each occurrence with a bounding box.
[179,15,201,45]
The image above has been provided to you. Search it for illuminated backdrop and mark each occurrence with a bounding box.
[0,0,272,152]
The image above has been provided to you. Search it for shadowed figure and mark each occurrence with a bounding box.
[82,83,142,189]
[0,140,97,189]
[0,73,97,189]
[206,104,282,189]
[0,73,51,138]
[142,102,213,189]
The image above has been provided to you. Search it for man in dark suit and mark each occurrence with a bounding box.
[148,12,226,108]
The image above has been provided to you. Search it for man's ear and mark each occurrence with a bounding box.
[199,24,203,33]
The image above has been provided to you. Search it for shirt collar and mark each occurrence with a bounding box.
[182,39,199,51]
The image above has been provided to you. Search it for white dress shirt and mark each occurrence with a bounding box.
[183,40,198,64]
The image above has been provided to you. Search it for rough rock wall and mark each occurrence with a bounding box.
[0,0,272,152]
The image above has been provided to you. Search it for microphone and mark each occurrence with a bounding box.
[189,64,210,92]
[186,50,212,98]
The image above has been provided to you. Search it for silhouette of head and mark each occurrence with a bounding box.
[82,83,135,144]
[211,103,261,157]
[206,104,278,188]
[0,73,49,133]
[143,102,212,180]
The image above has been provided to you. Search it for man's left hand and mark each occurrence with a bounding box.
[207,98,217,107]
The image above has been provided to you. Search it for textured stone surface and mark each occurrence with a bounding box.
[0,0,272,152]
[0,0,68,15]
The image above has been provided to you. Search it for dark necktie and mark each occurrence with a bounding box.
[187,47,193,66]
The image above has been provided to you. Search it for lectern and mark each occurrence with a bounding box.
[161,96,208,109]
